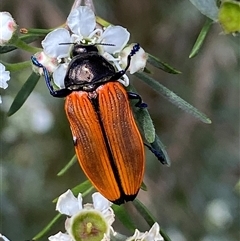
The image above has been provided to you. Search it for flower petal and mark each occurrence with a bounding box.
[56,189,80,216]
[0,233,11,241]
[92,192,111,212]
[126,229,145,241]
[120,44,148,74]
[100,26,130,54]
[42,28,71,58]
[48,231,71,241]
[0,12,17,45]
[52,63,68,88]
[67,6,96,37]
[145,222,164,241]
[0,63,10,89]
[34,52,58,74]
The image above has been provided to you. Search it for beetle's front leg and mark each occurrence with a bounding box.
[31,56,71,98]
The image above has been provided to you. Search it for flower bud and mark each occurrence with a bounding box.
[120,43,148,74]
[0,12,17,46]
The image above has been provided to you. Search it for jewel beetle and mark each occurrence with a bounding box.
[32,43,151,205]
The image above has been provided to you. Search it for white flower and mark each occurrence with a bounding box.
[120,43,148,74]
[0,233,11,241]
[49,190,115,241]
[67,6,96,38]
[126,222,164,241]
[98,25,130,54]
[0,63,10,104]
[0,12,17,46]
[42,28,72,59]
[34,6,145,88]
[48,232,71,241]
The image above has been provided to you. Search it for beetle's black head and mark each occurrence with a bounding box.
[72,44,99,57]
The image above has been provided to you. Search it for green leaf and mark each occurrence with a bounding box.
[71,180,93,197]
[135,72,212,124]
[0,34,42,54]
[126,85,170,165]
[189,18,213,58]
[218,1,240,34]
[57,154,78,176]
[189,0,219,20]
[7,72,40,116]
[2,61,31,72]
[112,205,136,232]
[133,199,155,226]
[131,105,156,143]
[150,134,171,166]
[133,199,172,241]
[110,233,128,241]
[147,54,181,74]
[96,16,111,27]
[234,179,240,195]
[52,180,93,203]
[135,107,156,143]
[32,213,63,240]
[127,84,156,143]
[141,181,148,191]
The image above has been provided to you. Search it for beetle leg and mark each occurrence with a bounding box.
[128,92,147,108]
[144,143,168,165]
[31,56,71,98]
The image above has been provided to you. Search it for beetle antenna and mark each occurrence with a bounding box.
[59,42,74,45]
[124,43,140,70]
[110,43,140,81]
[59,42,115,47]
[94,43,115,47]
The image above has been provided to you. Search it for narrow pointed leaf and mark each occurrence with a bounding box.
[112,205,136,232]
[52,180,93,203]
[127,84,170,165]
[151,134,171,166]
[234,179,240,195]
[0,35,43,54]
[96,16,111,27]
[3,61,31,72]
[134,107,156,143]
[127,84,155,143]
[57,154,77,176]
[32,213,63,240]
[147,54,181,74]
[189,18,213,58]
[141,181,148,191]
[71,180,93,197]
[110,233,128,241]
[133,199,155,227]
[7,72,40,116]
[135,72,212,124]
[133,199,172,241]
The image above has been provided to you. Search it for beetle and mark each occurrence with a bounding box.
[31,43,151,205]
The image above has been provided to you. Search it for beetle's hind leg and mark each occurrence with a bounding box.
[128,92,147,108]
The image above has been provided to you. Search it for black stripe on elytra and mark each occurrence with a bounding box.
[90,96,128,205]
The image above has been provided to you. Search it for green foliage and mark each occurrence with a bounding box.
[7,72,40,116]
[1,1,238,241]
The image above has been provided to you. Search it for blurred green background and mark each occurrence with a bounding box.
[0,0,239,240]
